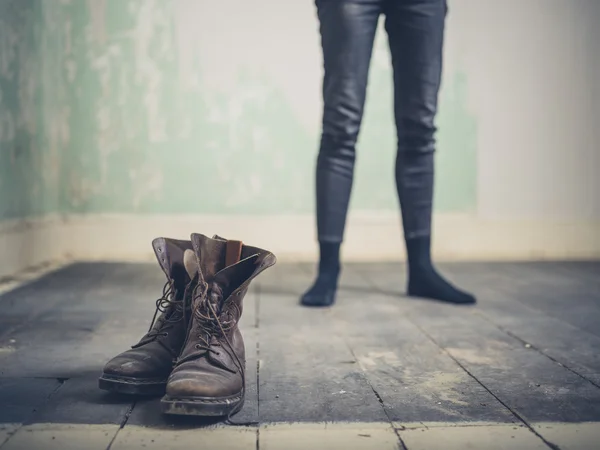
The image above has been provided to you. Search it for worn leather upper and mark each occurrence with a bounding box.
[102,238,195,380]
[165,234,276,399]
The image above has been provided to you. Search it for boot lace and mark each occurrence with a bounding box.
[175,280,246,422]
[132,280,185,351]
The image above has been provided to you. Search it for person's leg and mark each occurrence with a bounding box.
[301,0,382,307]
[384,0,475,304]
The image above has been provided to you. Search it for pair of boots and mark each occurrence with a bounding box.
[98,233,275,417]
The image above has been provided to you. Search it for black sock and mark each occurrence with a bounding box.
[406,236,476,304]
[300,242,341,307]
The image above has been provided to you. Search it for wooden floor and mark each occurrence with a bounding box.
[0,261,599,449]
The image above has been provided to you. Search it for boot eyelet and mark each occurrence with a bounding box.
[195,344,201,349]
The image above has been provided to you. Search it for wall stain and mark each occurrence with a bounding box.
[0,0,477,220]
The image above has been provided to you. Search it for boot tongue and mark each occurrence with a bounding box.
[189,234,250,311]
[190,234,228,282]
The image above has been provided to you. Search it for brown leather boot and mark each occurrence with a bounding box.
[160,233,276,416]
[99,237,197,395]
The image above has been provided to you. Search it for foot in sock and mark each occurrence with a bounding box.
[300,272,339,307]
[300,241,340,307]
[408,266,476,304]
[406,236,476,305]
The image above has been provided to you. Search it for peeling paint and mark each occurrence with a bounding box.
[88,0,107,46]
[0,0,478,220]
[0,0,59,219]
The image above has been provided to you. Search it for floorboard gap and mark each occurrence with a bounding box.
[256,284,261,423]
[344,342,408,450]
[106,401,136,450]
[476,310,600,390]
[409,320,562,450]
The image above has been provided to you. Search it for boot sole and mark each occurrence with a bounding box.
[98,374,167,396]
[160,391,244,417]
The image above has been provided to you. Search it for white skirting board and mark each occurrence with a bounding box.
[0,216,72,281]
[1,212,599,278]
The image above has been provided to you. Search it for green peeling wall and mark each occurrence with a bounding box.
[0,0,477,221]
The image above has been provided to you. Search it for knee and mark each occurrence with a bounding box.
[321,76,366,152]
[321,103,362,150]
[319,111,361,166]
[318,132,356,168]
[397,115,437,154]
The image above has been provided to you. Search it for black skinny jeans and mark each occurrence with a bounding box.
[315,0,447,243]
